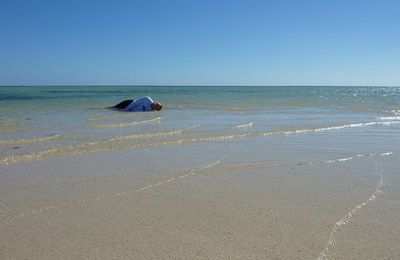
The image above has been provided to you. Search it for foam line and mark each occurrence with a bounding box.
[3,152,390,193]
[109,124,200,141]
[0,125,198,166]
[317,159,386,260]
[376,116,400,121]
[233,122,254,128]
[0,134,60,146]
[1,160,221,228]
[313,121,400,132]
[1,120,398,166]
[219,152,392,170]
[1,152,393,228]
[390,110,400,116]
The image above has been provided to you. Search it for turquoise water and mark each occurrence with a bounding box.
[1,86,400,111]
[1,86,399,165]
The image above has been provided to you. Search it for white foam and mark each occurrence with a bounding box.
[315,121,400,132]
[2,160,221,228]
[314,122,376,132]
[324,160,336,164]
[376,116,400,121]
[380,121,400,126]
[234,122,254,128]
[337,157,353,162]
[318,159,385,260]
[275,121,400,136]
[0,134,61,146]
[110,124,200,141]
[390,110,400,116]
[321,152,392,165]
[3,150,393,229]
[2,119,397,166]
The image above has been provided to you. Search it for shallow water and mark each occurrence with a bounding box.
[1,86,400,259]
[1,86,399,162]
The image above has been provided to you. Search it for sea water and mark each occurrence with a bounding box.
[1,86,399,165]
[1,86,400,259]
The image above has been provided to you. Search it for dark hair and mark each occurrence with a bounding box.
[152,102,162,111]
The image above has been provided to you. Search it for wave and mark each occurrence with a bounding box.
[0,134,61,146]
[92,117,162,128]
[320,152,392,164]
[3,151,393,194]
[109,124,200,141]
[219,152,393,171]
[376,116,400,121]
[391,109,400,116]
[233,122,254,128]
[335,157,353,162]
[1,121,397,166]
[313,121,400,132]
[0,125,199,166]
[258,121,400,136]
[380,121,400,126]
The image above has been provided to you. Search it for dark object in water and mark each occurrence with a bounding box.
[108,99,133,110]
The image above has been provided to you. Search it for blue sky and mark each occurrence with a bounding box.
[0,0,399,86]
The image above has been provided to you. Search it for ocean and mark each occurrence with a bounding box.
[1,86,399,164]
[1,86,400,259]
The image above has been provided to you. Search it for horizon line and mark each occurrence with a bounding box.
[1,84,399,87]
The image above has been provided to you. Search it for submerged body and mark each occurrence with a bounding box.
[111,96,162,111]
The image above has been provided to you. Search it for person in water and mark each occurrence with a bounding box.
[110,96,162,111]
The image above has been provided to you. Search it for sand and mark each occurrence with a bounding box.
[1,141,399,259]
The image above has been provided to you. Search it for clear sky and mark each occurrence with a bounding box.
[1,0,399,86]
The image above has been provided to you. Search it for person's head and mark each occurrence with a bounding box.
[151,102,162,111]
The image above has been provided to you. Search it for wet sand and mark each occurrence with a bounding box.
[1,141,399,259]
